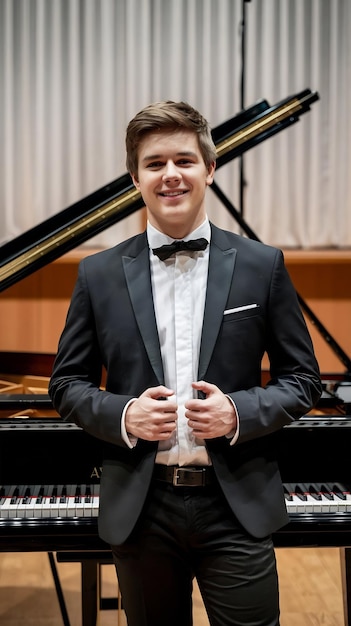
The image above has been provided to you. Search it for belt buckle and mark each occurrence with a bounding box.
[172,467,204,487]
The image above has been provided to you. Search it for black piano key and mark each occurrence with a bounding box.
[85,485,92,504]
[294,485,307,501]
[36,486,44,504]
[22,486,31,505]
[50,486,58,504]
[10,487,19,505]
[283,485,293,501]
[304,484,322,501]
[75,485,81,504]
[331,483,348,501]
[320,484,334,500]
[60,485,67,504]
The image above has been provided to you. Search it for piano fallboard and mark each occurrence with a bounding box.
[1,415,351,483]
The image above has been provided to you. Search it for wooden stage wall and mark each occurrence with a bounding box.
[0,248,350,377]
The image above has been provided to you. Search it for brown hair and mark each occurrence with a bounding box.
[125,101,217,176]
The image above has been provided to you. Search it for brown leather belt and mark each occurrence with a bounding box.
[153,465,216,487]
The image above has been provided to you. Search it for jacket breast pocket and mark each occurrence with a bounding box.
[223,304,261,323]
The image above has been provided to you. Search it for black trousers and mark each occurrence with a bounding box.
[110,479,280,626]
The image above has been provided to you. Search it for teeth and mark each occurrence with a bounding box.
[161,191,185,197]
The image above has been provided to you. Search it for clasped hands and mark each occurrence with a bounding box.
[125,380,237,442]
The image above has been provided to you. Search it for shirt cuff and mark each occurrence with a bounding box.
[225,395,240,445]
[121,398,138,448]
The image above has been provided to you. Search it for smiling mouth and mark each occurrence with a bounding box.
[159,190,188,197]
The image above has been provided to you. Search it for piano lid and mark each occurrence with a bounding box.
[0,89,319,292]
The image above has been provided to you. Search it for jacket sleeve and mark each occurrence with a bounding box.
[229,249,322,444]
[48,259,134,448]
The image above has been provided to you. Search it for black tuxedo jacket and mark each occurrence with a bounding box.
[49,223,321,544]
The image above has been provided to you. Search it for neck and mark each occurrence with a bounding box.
[148,217,208,241]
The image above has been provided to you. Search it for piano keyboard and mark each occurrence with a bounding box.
[284,483,351,514]
[0,484,99,519]
[1,483,351,519]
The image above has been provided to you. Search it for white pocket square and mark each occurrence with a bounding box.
[224,304,259,315]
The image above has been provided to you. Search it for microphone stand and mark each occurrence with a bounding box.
[239,0,251,218]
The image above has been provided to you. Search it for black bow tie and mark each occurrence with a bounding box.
[152,238,208,261]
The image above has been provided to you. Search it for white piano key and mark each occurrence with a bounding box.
[91,484,100,517]
[285,496,309,514]
[48,485,60,518]
[83,485,93,518]
[16,485,33,518]
[74,485,85,517]
[1,485,20,518]
[57,485,70,517]
[0,486,6,507]
[32,485,46,518]
[335,494,351,513]
[0,485,17,518]
[24,485,43,517]
[65,485,77,517]
[328,484,351,513]
[300,484,331,514]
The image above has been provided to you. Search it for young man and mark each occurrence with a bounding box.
[49,101,322,626]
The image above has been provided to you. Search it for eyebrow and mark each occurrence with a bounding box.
[141,151,198,163]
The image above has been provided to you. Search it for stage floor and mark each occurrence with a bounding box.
[0,548,344,625]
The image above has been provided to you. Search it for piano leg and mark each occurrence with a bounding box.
[81,559,100,626]
[56,550,121,626]
[340,548,351,625]
[81,555,123,625]
[47,552,71,626]
[56,551,100,626]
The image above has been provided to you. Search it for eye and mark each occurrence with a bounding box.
[177,159,193,166]
[146,161,164,169]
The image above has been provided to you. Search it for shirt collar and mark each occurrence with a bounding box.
[147,218,211,251]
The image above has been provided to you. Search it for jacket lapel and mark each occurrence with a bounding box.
[122,239,164,384]
[198,228,237,380]
[121,227,237,385]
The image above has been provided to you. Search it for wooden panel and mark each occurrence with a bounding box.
[284,250,351,374]
[0,248,350,376]
[0,250,85,354]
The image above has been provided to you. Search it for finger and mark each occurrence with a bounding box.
[145,385,175,400]
[191,380,216,396]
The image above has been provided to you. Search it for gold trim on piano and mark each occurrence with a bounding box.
[216,95,305,158]
[0,187,141,285]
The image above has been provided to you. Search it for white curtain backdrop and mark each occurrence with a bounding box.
[1,0,350,249]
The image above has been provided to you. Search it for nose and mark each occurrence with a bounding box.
[162,160,181,182]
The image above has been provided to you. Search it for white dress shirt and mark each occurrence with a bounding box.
[121,217,238,461]
[148,218,212,466]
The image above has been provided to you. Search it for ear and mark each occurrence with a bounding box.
[131,173,140,189]
[206,161,216,186]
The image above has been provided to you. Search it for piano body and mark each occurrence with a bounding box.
[2,415,351,550]
[2,89,351,625]
[2,415,351,625]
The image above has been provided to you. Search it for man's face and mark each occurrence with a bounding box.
[131,129,215,238]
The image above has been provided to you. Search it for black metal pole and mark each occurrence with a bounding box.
[239,0,250,217]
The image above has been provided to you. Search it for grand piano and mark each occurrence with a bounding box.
[2,89,351,626]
